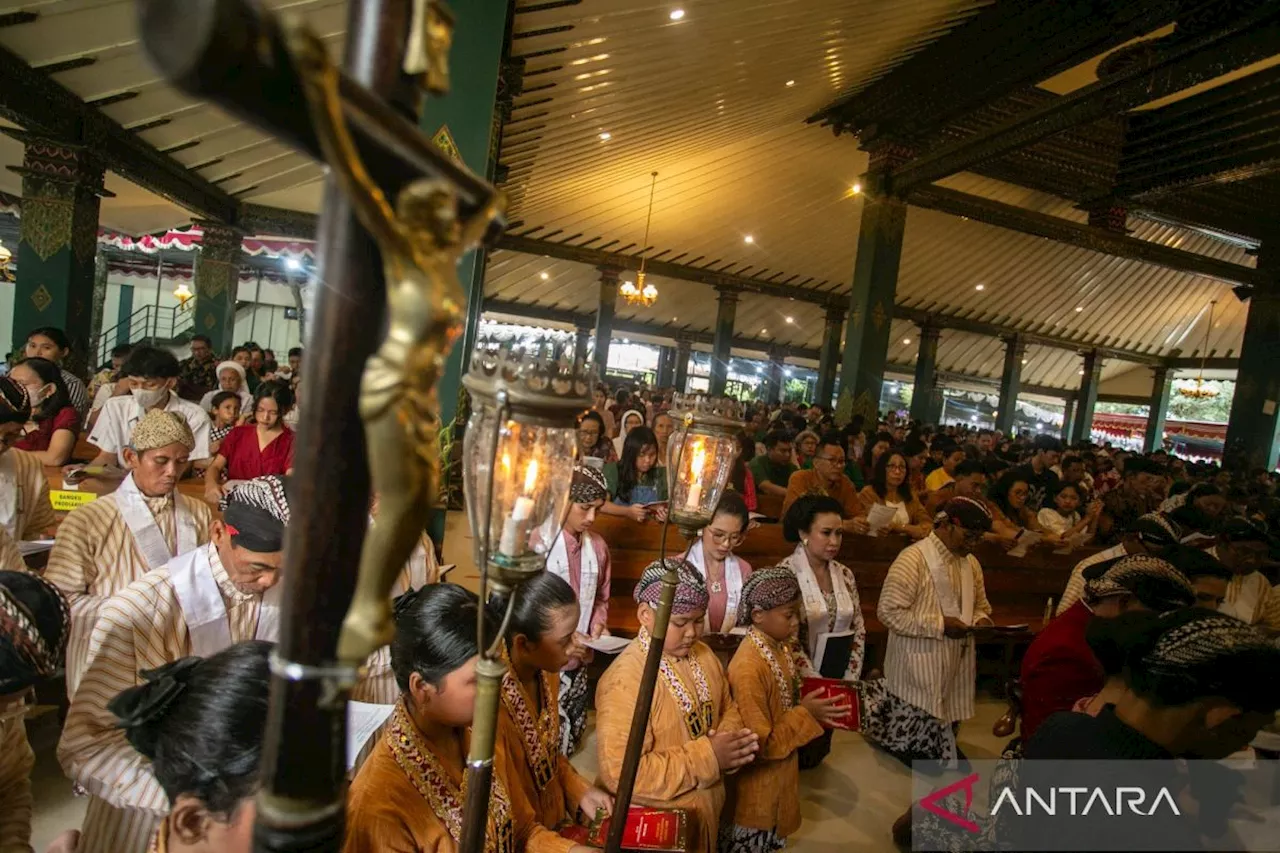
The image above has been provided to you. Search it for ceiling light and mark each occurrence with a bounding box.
[1021,359,1028,365]
[539,271,549,280]
[598,131,611,140]
[851,182,862,195]
[975,283,985,291]
[785,316,794,324]
[785,80,795,87]
[669,8,685,20]
[902,337,912,345]
[761,328,768,334]
[1078,369,1084,375]
[672,316,678,322]
[284,257,302,271]
[784,368,793,377]
[1074,306,1083,312]
[622,338,629,344]
[743,235,754,244]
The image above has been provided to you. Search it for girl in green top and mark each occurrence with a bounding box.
[602,425,668,523]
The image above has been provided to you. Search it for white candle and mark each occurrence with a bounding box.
[512,495,534,521]
[685,482,702,512]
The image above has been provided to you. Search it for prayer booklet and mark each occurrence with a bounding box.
[800,677,861,731]
[346,701,395,770]
[560,807,689,851]
[865,503,898,536]
[813,629,859,678]
[1006,529,1042,557]
[583,634,632,654]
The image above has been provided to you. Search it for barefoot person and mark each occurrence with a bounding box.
[594,560,759,853]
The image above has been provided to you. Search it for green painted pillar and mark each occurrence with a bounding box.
[193,221,242,357]
[593,267,620,378]
[1072,349,1102,444]
[1143,366,1173,454]
[116,284,134,347]
[766,348,785,405]
[816,305,843,408]
[89,252,109,367]
[837,151,909,426]
[674,335,692,392]
[433,0,513,430]
[995,335,1025,436]
[709,288,738,396]
[909,325,942,423]
[1061,396,1076,443]
[656,345,675,388]
[574,322,592,369]
[12,137,105,376]
[1224,244,1280,471]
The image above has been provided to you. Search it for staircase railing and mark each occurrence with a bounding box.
[95,304,195,366]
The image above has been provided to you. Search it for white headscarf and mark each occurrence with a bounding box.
[216,360,247,390]
[612,408,646,457]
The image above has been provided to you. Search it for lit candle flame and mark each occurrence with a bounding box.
[688,439,707,483]
[524,457,539,494]
[501,453,512,477]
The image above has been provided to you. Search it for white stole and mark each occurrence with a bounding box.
[168,545,280,658]
[920,533,974,623]
[113,473,198,570]
[1221,571,1265,625]
[0,452,19,540]
[546,530,598,635]
[686,539,744,634]
[788,543,855,661]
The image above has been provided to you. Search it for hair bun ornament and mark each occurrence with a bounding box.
[392,586,424,618]
[108,655,204,730]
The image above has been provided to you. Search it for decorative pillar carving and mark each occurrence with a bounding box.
[193,220,244,357]
[12,136,106,376]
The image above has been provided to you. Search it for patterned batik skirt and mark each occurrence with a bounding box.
[719,824,786,853]
[858,679,961,773]
[558,667,590,756]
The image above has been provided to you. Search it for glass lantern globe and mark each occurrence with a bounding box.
[462,341,594,590]
[664,394,744,536]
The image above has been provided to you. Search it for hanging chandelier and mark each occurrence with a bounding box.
[620,171,659,307]
[1177,299,1219,400]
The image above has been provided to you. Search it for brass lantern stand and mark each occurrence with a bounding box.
[605,394,742,853]
[458,341,594,853]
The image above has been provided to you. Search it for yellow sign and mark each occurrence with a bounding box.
[51,490,97,512]
[431,125,463,165]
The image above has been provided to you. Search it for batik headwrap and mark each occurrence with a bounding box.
[1136,609,1280,710]
[0,376,31,422]
[935,496,993,532]
[1083,554,1194,611]
[1132,512,1182,548]
[569,464,608,504]
[736,566,801,626]
[634,558,709,615]
[130,409,196,452]
[220,476,291,553]
[0,570,69,695]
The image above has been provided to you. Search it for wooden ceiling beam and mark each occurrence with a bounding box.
[888,5,1280,194]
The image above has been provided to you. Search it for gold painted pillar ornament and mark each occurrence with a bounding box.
[286,19,507,665]
[458,339,593,853]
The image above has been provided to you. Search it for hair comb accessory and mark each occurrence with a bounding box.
[108,655,204,730]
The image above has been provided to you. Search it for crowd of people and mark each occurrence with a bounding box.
[1,357,1279,853]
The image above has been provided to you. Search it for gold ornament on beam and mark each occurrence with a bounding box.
[1177,299,1219,401]
[621,171,659,308]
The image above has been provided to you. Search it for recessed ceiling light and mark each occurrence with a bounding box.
[672,316,678,322]
[669,8,685,20]
[785,80,796,87]
[598,131,611,141]
[785,316,794,324]
[1074,306,1084,312]
[1021,359,1028,365]
[902,337,912,345]
[539,271,549,280]
[975,283,985,291]
[1078,369,1085,375]
[851,182,862,194]
[761,328,768,334]
[743,235,754,244]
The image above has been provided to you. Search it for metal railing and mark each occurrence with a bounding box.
[95,304,194,366]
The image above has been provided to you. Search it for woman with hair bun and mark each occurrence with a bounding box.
[344,583,592,853]
[107,640,272,853]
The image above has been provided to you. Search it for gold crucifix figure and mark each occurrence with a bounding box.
[286,21,506,665]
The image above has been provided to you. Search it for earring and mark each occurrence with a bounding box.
[802,539,809,548]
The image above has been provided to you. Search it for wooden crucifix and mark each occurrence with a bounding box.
[136,1,505,851]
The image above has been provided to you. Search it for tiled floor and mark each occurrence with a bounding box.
[27,696,1009,852]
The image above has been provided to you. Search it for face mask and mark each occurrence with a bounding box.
[25,386,46,407]
[132,386,169,408]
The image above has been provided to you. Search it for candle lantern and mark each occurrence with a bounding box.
[665,394,744,537]
[462,341,593,590]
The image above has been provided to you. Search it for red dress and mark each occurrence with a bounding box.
[16,405,80,452]
[217,424,294,480]
[1018,601,1104,741]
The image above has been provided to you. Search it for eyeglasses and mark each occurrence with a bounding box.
[707,528,745,547]
[816,455,846,466]
[886,462,907,471]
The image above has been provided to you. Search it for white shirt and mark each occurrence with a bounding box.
[88,393,211,465]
